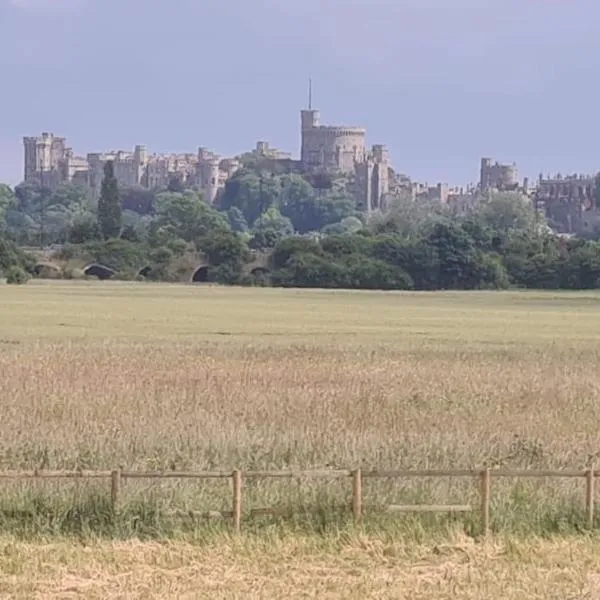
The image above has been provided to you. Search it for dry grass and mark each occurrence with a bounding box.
[1,532,600,599]
[3,281,600,596]
[1,281,600,533]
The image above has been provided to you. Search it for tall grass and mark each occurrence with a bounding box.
[1,281,600,537]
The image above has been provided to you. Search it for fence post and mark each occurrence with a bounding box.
[232,470,242,532]
[586,466,595,529]
[480,468,491,537]
[352,469,362,523]
[111,468,121,511]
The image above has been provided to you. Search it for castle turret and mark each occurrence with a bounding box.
[23,132,67,185]
[204,157,220,204]
[134,144,147,185]
[301,109,320,131]
[300,109,321,164]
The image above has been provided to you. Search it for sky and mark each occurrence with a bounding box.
[0,0,598,187]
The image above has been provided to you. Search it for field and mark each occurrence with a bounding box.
[2,281,600,597]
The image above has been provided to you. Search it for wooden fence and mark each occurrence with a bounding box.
[0,466,596,535]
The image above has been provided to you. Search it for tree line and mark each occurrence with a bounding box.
[2,159,600,290]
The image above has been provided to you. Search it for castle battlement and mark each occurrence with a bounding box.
[310,126,366,136]
[300,104,391,213]
[23,134,243,204]
[23,99,393,216]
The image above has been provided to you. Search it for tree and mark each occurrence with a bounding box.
[84,238,148,273]
[321,233,372,258]
[279,174,319,233]
[271,237,323,269]
[219,169,281,225]
[14,181,41,213]
[152,190,229,243]
[475,191,539,234]
[6,266,29,285]
[250,208,293,249]
[120,224,140,242]
[3,182,91,244]
[422,222,480,289]
[226,206,249,233]
[67,213,102,244]
[0,185,15,227]
[120,185,156,215]
[167,175,186,193]
[97,161,122,239]
[197,230,249,284]
[49,183,90,211]
[316,186,357,230]
[271,252,349,289]
[321,216,363,235]
[0,235,35,275]
[199,229,248,267]
[344,256,413,290]
[368,192,447,238]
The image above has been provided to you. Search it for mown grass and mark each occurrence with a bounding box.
[1,280,600,538]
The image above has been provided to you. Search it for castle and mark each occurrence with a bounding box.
[299,106,390,212]
[23,101,392,213]
[479,158,520,192]
[534,172,599,235]
[23,133,240,204]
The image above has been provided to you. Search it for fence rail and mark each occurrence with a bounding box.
[0,466,597,535]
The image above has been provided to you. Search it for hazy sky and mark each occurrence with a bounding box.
[0,0,597,186]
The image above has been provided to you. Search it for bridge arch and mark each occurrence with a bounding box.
[83,263,115,280]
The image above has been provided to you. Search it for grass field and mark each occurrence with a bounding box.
[2,280,600,596]
[2,533,600,598]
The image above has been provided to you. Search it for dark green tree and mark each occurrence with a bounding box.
[67,213,102,244]
[218,169,281,225]
[249,208,293,249]
[279,174,319,233]
[271,236,324,269]
[120,185,156,215]
[167,175,186,193]
[97,161,122,239]
[197,229,249,284]
[152,191,229,243]
[226,206,249,233]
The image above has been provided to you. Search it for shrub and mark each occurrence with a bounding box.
[5,266,29,285]
[61,267,85,280]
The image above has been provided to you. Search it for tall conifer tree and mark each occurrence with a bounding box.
[97,161,122,239]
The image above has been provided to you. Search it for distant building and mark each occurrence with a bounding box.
[300,107,391,212]
[254,141,292,161]
[480,158,519,192]
[535,172,598,235]
[23,134,241,204]
[536,172,595,210]
[24,98,395,213]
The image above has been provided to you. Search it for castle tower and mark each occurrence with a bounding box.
[197,146,210,162]
[204,157,220,204]
[354,158,374,213]
[22,133,67,187]
[300,108,320,164]
[23,137,39,182]
[480,157,492,190]
[133,145,147,185]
